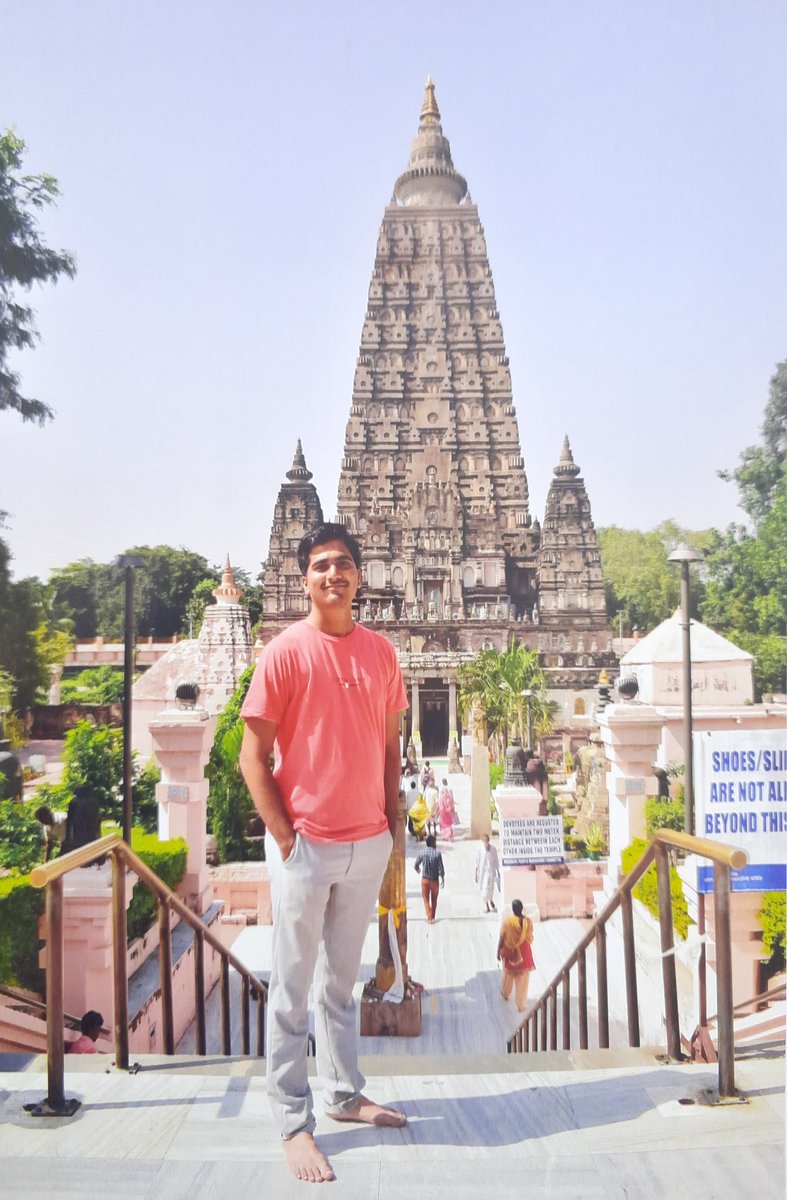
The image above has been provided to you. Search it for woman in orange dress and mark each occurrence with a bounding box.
[497,899,535,1012]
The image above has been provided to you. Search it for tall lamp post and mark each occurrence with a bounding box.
[521,688,534,751]
[667,544,704,836]
[116,555,145,844]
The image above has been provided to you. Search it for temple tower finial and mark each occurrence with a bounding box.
[420,75,441,127]
[286,439,313,482]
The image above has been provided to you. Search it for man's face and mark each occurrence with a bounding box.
[482,835,490,850]
[302,540,360,613]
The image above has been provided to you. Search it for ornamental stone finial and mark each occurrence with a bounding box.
[213,555,242,606]
[420,75,441,127]
[286,439,313,482]
[394,77,467,208]
[554,435,580,478]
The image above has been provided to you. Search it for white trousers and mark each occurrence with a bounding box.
[265,827,392,1138]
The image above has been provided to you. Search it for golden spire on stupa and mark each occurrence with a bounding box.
[213,554,243,606]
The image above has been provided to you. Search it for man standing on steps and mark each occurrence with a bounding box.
[239,523,408,1184]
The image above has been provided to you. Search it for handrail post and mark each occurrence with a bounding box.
[655,842,682,1061]
[23,877,81,1118]
[621,889,640,1047]
[577,946,588,1050]
[220,958,231,1055]
[561,969,570,1050]
[714,864,736,1097]
[45,877,66,1111]
[112,850,130,1070]
[194,929,207,1056]
[158,898,175,1054]
[595,923,609,1049]
[548,986,557,1050]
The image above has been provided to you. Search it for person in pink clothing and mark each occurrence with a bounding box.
[437,778,457,840]
[68,1010,103,1053]
[240,524,408,1184]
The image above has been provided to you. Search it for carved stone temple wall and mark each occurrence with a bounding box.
[260,80,615,755]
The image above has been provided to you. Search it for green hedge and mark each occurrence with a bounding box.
[759,891,786,978]
[621,837,692,940]
[127,829,188,942]
[645,795,685,837]
[0,875,45,992]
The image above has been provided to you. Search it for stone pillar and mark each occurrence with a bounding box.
[49,862,136,1025]
[447,680,459,762]
[404,552,416,605]
[598,704,664,881]
[410,681,421,754]
[149,705,216,914]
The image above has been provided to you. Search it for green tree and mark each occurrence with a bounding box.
[0,130,76,424]
[49,546,214,639]
[0,537,47,710]
[458,638,555,758]
[597,524,710,634]
[182,575,220,638]
[205,666,263,863]
[48,558,107,638]
[60,665,126,704]
[35,719,160,832]
[701,359,787,695]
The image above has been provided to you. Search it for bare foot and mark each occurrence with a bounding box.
[283,1131,335,1183]
[328,1095,406,1128]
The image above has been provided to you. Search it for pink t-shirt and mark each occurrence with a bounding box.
[68,1034,98,1054]
[241,620,408,842]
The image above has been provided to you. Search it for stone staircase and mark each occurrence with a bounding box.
[1,1045,783,1199]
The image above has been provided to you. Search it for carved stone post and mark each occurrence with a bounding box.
[410,681,421,753]
[360,790,422,1037]
[374,791,408,993]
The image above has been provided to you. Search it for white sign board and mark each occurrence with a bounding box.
[500,815,565,866]
[694,730,786,893]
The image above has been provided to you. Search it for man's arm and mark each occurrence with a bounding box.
[383,710,404,838]
[239,717,295,861]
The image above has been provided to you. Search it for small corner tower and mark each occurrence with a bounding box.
[538,437,607,632]
[262,441,324,637]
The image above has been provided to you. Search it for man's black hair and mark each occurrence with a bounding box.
[297,523,362,575]
[81,1010,104,1034]
[425,834,437,848]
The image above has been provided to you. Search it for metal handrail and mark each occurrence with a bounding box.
[0,983,110,1037]
[26,833,268,1117]
[507,828,748,1100]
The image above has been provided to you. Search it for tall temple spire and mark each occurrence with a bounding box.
[260,88,615,737]
[394,77,467,207]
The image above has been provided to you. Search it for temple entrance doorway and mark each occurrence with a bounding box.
[420,690,448,758]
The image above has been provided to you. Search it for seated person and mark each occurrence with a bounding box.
[68,1010,104,1054]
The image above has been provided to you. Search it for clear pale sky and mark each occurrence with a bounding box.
[1,1,785,583]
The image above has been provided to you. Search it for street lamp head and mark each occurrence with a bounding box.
[115,554,146,569]
[521,688,534,698]
[667,543,703,565]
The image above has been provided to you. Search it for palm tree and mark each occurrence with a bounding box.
[458,637,556,760]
